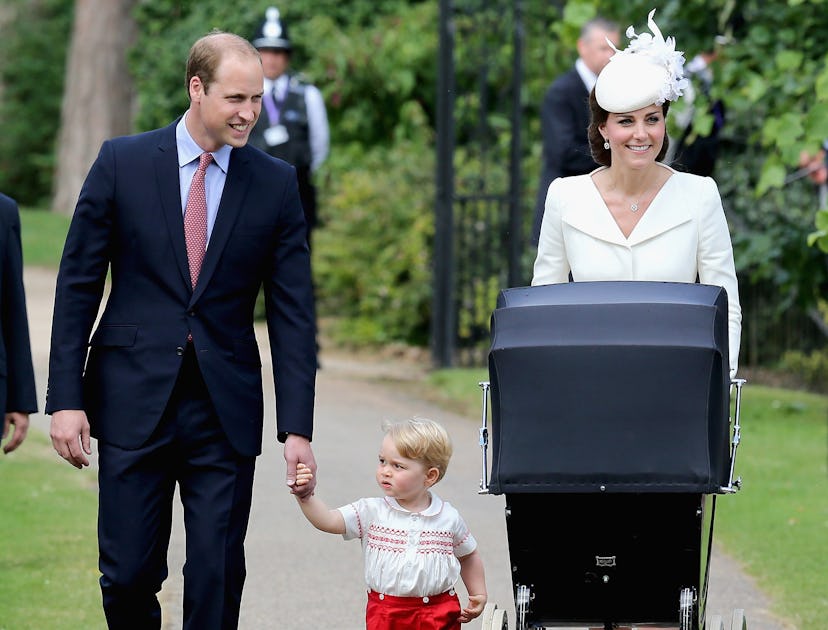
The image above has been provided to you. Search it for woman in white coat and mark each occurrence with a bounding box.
[532,9,741,378]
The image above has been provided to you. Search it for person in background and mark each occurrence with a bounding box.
[248,6,329,251]
[533,9,741,381]
[667,38,728,177]
[0,192,37,454]
[797,140,828,209]
[46,31,317,629]
[531,16,620,245]
[292,417,488,629]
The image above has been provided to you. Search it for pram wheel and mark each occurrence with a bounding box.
[705,609,748,629]
[679,587,696,630]
[481,283,752,630]
[730,609,747,629]
[481,602,508,630]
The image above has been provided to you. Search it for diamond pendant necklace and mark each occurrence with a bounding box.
[628,183,653,212]
[610,171,657,213]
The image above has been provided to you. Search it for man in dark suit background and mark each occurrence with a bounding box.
[531,17,619,245]
[47,31,317,629]
[0,192,37,454]
[247,6,329,252]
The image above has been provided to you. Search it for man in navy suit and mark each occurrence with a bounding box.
[0,192,37,454]
[47,31,317,629]
[531,17,619,245]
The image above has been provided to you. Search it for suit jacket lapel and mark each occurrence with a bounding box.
[190,147,251,304]
[154,124,192,292]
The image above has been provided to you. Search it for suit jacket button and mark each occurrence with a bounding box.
[188,310,195,317]
[176,346,185,356]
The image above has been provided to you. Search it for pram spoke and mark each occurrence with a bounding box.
[707,614,724,629]
[481,602,509,630]
[730,609,746,630]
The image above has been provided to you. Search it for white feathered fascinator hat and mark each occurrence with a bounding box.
[595,9,689,113]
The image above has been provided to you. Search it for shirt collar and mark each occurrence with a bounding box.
[264,74,289,99]
[176,112,232,173]
[575,57,599,93]
[385,492,444,517]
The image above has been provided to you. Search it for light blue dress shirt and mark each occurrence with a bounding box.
[175,114,232,244]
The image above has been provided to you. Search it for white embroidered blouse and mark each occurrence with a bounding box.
[337,492,477,597]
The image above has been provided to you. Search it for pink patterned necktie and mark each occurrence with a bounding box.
[184,152,213,288]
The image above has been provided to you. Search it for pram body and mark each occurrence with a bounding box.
[477,281,746,630]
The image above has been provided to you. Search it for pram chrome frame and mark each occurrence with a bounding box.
[476,281,749,630]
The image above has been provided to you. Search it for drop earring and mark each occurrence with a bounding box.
[603,139,610,150]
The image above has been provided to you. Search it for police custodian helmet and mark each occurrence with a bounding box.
[251,7,292,51]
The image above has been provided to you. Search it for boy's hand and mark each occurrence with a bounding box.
[459,594,487,623]
[295,462,314,487]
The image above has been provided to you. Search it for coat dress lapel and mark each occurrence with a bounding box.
[563,171,693,247]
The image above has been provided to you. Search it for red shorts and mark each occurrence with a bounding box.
[366,589,461,630]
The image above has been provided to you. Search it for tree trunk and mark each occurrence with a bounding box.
[51,0,138,216]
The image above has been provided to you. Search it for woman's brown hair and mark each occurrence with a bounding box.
[587,89,671,166]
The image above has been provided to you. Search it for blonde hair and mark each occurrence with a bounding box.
[382,417,453,482]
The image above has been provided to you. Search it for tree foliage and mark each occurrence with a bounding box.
[0,0,73,206]
[1,0,826,356]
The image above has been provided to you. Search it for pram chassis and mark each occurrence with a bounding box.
[476,282,749,630]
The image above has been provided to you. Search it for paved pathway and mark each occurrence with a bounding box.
[22,266,794,630]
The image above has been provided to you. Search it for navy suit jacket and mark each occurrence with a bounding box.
[532,67,599,244]
[46,121,316,457]
[0,193,37,416]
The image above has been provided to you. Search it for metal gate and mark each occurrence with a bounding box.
[432,0,524,367]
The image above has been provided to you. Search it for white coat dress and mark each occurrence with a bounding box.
[532,163,741,377]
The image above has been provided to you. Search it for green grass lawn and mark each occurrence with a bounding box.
[14,208,828,626]
[714,385,828,629]
[0,431,104,630]
[428,368,828,629]
[19,207,72,268]
[5,375,823,628]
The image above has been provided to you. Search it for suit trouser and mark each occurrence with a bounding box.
[97,346,256,630]
[295,166,317,249]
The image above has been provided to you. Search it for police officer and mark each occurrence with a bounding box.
[249,6,329,250]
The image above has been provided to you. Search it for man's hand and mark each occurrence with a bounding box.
[284,434,317,499]
[2,412,29,454]
[50,409,92,469]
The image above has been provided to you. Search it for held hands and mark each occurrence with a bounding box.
[50,409,92,468]
[295,462,314,485]
[293,462,314,501]
[459,594,488,623]
[284,434,317,499]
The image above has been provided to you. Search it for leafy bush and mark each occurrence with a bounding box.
[778,348,828,394]
[5,0,828,359]
[0,0,73,205]
[314,137,434,345]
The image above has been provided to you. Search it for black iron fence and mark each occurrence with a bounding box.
[432,0,524,367]
[431,1,827,371]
